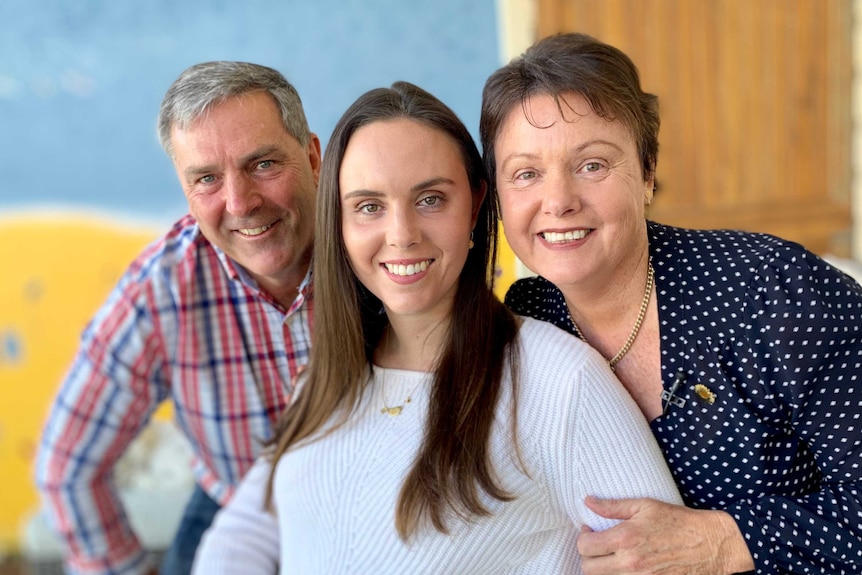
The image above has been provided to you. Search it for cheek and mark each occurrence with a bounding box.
[497,192,518,226]
[603,193,642,223]
[341,225,371,267]
[498,197,532,243]
[187,195,220,226]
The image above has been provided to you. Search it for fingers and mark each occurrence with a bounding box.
[578,497,645,561]
[584,495,647,521]
[578,503,740,575]
[580,552,619,575]
[577,519,625,559]
[577,498,680,573]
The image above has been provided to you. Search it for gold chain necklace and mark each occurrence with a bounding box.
[568,261,654,372]
[379,373,422,416]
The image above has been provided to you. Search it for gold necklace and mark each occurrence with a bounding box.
[568,261,654,372]
[381,398,411,416]
[379,373,421,416]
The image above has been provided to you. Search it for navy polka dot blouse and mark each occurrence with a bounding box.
[505,221,862,574]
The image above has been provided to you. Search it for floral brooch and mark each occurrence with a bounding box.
[693,384,716,405]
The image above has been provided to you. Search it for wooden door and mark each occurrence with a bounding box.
[536,0,852,256]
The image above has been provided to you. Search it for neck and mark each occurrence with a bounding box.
[376,313,450,372]
[562,249,652,357]
[255,262,310,309]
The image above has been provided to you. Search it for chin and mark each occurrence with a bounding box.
[537,264,584,287]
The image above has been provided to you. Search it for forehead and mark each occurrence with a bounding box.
[496,92,632,149]
[340,118,466,185]
[348,117,460,154]
[171,92,291,152]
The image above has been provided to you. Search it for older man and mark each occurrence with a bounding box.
[36,61,320,575]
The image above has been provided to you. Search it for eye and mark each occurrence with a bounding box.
[515,170,537,181]
[418,194,443,207]
[581,161,604,173]
[198,174,217,184]
[358,202,381,214]
[256,160,274,170]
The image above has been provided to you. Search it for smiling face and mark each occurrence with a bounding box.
[339,118,479,322]
[494,92,652,290]
[170,91,321,302]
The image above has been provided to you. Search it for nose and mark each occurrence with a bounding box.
[387,206,421,248]
[224,173,263,216]
[543,172,581,217]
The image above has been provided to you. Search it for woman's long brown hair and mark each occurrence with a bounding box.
[265,81,521,539]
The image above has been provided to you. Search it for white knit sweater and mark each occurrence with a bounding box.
[193,317,682,574]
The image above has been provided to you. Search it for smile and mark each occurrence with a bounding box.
[238,224,272,236]
[384,260,431,277]
[541,229,588,244]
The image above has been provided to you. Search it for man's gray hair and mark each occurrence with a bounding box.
[157,61,311,157]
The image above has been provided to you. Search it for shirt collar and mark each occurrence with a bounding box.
[203,230,313,312]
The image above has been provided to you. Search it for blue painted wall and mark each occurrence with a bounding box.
[0,0,500,220]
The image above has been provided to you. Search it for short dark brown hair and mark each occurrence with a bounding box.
[480,32,660,187]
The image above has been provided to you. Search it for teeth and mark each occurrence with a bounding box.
[543,229,587,243]
[385,260,430,276]
[239,224,271,236]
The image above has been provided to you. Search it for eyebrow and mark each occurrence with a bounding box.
[410,176,456,193]
[182,145,282,180]
[342,176,457,200]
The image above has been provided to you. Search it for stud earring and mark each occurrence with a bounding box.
[645,183,657,206]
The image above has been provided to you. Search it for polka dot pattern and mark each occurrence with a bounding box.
[505,222,862,574]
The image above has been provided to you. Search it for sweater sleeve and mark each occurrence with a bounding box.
[34,276,169,575]
[193,457,280,574]
[729,246,862,573]
[520,323,683,529]
[569,354,684,528]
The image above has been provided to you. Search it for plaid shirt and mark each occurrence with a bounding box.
[35,214,313,575]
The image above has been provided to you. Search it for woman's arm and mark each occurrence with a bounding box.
[557,344,748,574]
[725,247,862,573]
[518,321,682,521]
[192,457,280,574]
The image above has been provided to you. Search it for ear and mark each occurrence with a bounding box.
[471,180,488,227]
[307,133,323,186]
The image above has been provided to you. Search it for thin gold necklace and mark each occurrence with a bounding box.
[379,372,422,416]
[567,261,654,372]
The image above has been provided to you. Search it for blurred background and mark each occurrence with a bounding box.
[0,0,859,572]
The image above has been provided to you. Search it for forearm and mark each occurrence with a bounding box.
[37,455,151,575]
[35,360,157,574]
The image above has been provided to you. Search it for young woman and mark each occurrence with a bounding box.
[192,81,681,574]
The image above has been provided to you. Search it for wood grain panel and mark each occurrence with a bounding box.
[537,0,852,256]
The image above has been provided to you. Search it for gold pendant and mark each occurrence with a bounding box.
[381,405,403,416]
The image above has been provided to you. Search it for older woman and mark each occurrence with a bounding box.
[481,33,862,574]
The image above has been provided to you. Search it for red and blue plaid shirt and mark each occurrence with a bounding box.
[35,214,313,575]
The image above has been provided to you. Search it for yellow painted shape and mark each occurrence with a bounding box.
[0,214,168,552]
[494,227,521,301]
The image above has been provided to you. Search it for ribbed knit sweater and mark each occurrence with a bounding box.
[193,317,682,574]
